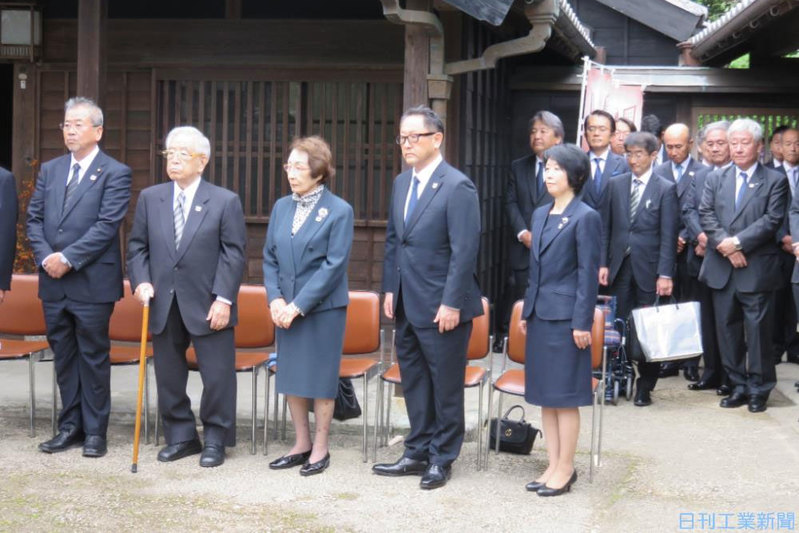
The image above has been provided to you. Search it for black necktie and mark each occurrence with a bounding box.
[536,161,544,197]
[594,158,602,194]
[64,163,81,209]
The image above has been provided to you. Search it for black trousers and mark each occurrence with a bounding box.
[152,298,237,447]
[494,268,528,340]
[694,279,727,387]
[394,297,471,468]
[43,298,114,436]
[610,256,660,393]
[711,283,776,398]
[772,253,799,362]
[673,252,701,371]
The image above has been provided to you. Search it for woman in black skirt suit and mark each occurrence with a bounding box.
[519,144,600,496]
[263,136,353,476]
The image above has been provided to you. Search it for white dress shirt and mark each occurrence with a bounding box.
[404,153,443,220]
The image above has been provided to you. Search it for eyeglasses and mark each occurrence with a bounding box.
[586,126,610,133]
[395,132,437,145]
[160,149,201,161]
[283,162,310,173]
[59,122,98,132]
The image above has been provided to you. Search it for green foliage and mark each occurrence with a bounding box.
[694,0,738,21]
[728,53,750,69]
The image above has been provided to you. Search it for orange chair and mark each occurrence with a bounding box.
[489,300,526,459]
[589,306,606,483]
[378,297,492,470]
[186,284,275,455]
[273,291,382,463]
[0,274,51,437]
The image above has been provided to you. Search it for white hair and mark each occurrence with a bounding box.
[165,126,211,158]
[728,118,763,144]
[65,97,104,126]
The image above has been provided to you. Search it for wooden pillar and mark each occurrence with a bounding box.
[76,0,107,103]
[12,64,36,185]
[402,0,430,112]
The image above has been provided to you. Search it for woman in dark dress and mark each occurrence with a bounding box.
[520,144,600,496]
[263,136,354,476]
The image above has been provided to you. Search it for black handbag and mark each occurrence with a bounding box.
[333,378,362,421]
[489,405,540,455]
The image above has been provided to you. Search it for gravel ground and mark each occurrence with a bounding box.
[1,360,798,532]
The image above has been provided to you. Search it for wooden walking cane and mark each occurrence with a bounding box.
[131,296,150,473]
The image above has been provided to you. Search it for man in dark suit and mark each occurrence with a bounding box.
[26,97,132,457]
[767,125,788,170]
[494,110,563,352]
[0,167,17,303]
[374,106,482,489]
[774,127,799,365]
[127,126,246,467]
[683,161,728,394]
[700,121,732,172]
[699,118,788,413]
[599,132,679,407]
[653,123,708,382]
[581,110,629,213]
[641,114,667,166]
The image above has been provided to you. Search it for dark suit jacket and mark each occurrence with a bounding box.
[601,172,679,292]
[505,154,552,270]
[790,184,799,284]
[683,168,715,277]
[522,198,600,331]
[0,167,18,290]
[263,189,353,313]
[581,151,629,213]
[127,180,246,336]
[26,150,131,303]
[382,160,483,328]
[654,158,709,244]
[698,164,788,291]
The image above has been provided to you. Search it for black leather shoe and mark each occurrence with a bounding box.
[270,450,312,470]
[525,480,546,492]
[688,380,718,391]
[299,453,330,476]
[719,392,748,408]
[372,457,429,477]
[716,385,731,396]
[199,444,225,468]
[683,367,700,382]
[537,471,577,497]
[748,395,767,413]
[39,427,85,453]
[82,435,107,458]
[492,338,505,354]
[157,439,202,462]
[420,464,451,490]
[658,364,679,378]
[633,389,652,407]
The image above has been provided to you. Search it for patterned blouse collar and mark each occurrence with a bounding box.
[292,184,325,207]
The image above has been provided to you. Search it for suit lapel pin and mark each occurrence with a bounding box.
[645,199,652,209]
[748,182,756,188]
[431,182,439,190]
[315,207,329,222]
[195,206,202,212]
[89,174,98,181]
[688,171,695,177]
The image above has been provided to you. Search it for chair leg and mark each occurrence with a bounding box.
[272,377,279,440]
[263,366,270,456]
[154,401,160,446]
[251,367,258,455]
[361,374,368,463]
[590,388,597,483]
[494,392,503,455]
[476,381,484,471]
[28,355,35,438]
[373,370,382,461]
[51,360,57,437]
[385,383,393,445]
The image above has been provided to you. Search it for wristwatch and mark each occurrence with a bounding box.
[732,236,742,251]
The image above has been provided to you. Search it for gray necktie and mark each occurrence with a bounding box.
[174,191,186,248]
[792,168,798,196]
[674,163,683,183]
[64,163,81,209]
[630,178,642,222]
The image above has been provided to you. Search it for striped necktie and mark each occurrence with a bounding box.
[64,163,81,209]
[630,178,642,222]
[174,191,186,248]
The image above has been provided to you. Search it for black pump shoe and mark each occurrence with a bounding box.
[299,453,330,476]
[537,471,577,497]
[269,450,312,470]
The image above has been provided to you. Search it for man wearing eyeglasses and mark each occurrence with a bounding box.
[27,97,132,458]
[375,105,483,489]
[127,126,246,467]
[581,110,629,213]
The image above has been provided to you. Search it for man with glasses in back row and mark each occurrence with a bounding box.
[27,97,132,458]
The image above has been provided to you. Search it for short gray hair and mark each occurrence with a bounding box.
[728,118,763,144]
[165,126,211,158]
[65,97,103,126]
[529,110,564,139]
[700,120,730,144]
[624,131,658,154]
